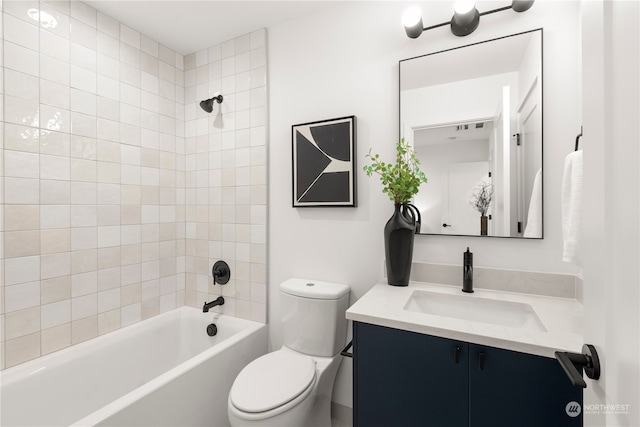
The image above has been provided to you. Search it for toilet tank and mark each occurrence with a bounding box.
[280,278,350,357]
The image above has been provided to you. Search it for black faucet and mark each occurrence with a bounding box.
[462,247,474,293]
[203,296,225,312]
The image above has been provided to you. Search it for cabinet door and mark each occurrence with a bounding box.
[354,322,469,427]
[469,344,583,427]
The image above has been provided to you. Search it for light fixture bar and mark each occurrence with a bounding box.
[403,0,534,39]
[478,5,512,17]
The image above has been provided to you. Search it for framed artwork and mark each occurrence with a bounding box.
[291,116,357,207]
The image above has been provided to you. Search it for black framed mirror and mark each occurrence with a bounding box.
[400,29,543,238]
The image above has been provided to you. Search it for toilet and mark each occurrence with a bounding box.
[228,278,350,427]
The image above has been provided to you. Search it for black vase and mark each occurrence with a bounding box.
[384,203,418,286]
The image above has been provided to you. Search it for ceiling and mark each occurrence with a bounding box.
[83,0,339,55]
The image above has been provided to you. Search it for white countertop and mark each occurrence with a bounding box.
[346,281,583,358]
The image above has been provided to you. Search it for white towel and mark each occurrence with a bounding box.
[524,168,542,238]
[562,150,583,265]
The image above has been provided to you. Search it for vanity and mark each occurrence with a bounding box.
[346,278,584,427]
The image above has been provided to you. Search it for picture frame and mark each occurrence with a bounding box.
[291,115,357,207]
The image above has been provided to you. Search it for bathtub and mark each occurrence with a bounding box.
[0,306,267,427]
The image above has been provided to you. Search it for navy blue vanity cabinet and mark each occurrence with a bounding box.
[353,322,469,427]
[469,343,583,427]
[353,321,583,427]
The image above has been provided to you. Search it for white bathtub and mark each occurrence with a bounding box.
[0,306,267,427]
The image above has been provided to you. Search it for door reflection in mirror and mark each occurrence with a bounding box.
[400,29,543,238]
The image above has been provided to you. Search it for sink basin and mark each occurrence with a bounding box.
[403,290,547,332]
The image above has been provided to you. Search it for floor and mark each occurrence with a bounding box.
[332,418,352,427]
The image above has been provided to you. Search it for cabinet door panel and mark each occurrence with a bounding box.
[469,344,583,427]
[354,322,469,427]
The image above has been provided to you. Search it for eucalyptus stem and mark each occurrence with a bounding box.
[363,138,428,204]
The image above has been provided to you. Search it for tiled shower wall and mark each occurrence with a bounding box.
[0,1,268,370]
[182,30,268,324]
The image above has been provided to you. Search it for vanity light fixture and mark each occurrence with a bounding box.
[403,0,535,39]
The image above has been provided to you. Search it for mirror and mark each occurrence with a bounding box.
[400,29,542,238]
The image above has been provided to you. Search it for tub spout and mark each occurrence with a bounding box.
[203,297,225,312]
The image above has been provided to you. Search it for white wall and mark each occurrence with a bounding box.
[268,1,581,408]
[582,1,640,425]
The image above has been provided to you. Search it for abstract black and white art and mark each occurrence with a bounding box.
[292,116,357,207]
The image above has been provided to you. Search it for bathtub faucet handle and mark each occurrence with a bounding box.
[212,260,231,286]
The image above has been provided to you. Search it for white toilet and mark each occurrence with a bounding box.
[228,278,350,427]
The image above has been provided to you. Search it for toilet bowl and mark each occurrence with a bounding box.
[228,279,350,427]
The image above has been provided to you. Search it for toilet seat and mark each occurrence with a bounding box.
[230,351,316,414]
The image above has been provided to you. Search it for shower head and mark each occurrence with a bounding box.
[199,95,224,113]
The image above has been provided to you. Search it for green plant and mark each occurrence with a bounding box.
[470,181,493,216]
[363,138,428,204]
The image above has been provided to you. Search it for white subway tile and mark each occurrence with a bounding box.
[250,67,266,89]
[250,29,266,49]
[235,34,251,55]
[4,95,39,127]
[98,288,120,313]
[71,89,97,115]
[97,12,119,38]
[40,29,70,62]
[97,205,120,226]
[121,303,141,327]
[5,69,39,101]
[71,227,97,250]
[41,252,71,280]
[159,45,176,66]
[4,13,39,50]
[72,251,98,274]
[141,35,159,57]
[3,0,39,24]
[97,183,120,204]
[40,105,70,133]
[97,161,120,184]
[5,256,40,285]
[72,271,98,297]
[41,323,71,355]
[70,2,97,28]
[41,300,71,329]
[41,80,70,109]
[40,54,70,85]
[71,205,97,227]
[70,181,97,204]
[98,225,121,248]
[5,281,40,312]
[4,150,39,178]
[70,158,96,182]
[97,32,119,59]
[40,154,71,181]
[97,97,120,121]
[120,24,141,49]
[97,53,119,80]
[71,42,97,71]
[71,294,97,321]
[40,130,71,157]
[120,42,140,67]
[5,177,39,204]
[70,66,97,94]
[4,41,39,76]
[70,21,97,51]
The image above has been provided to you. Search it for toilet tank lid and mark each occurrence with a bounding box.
[280,278,350,300]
